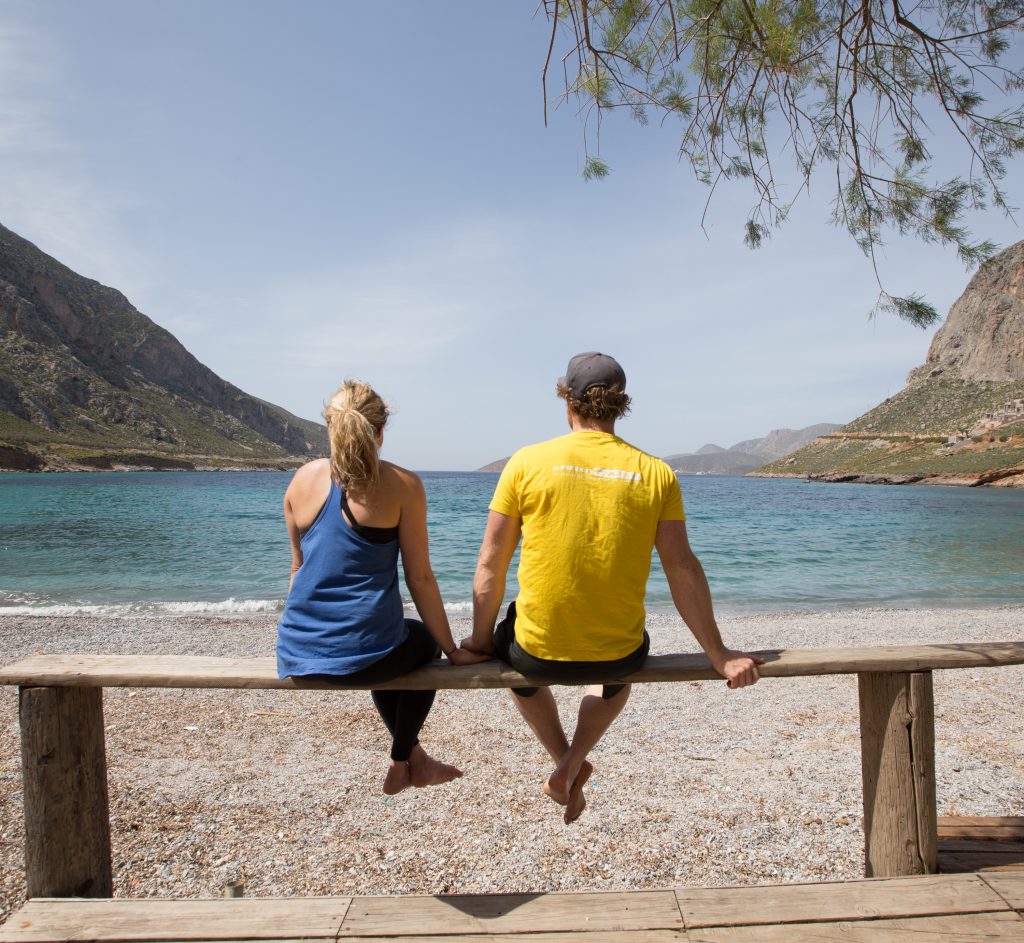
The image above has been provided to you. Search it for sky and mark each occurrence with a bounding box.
[2,1,1023,470]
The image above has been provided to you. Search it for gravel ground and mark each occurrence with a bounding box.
[1,606,1022,922]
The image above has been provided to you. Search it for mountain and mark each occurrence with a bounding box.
[476,457,511,473]
[663,424,842,475]
[731,424,845,460]
[755,240,1024,487]
[477,423,841,476]
[0,223,327,471]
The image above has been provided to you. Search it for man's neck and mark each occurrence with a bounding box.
[568,415,616,435]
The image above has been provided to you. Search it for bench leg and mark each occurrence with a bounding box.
[858,670,938,877]
[19,685,113,897]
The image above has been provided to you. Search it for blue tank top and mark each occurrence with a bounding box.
[276,480,407,678]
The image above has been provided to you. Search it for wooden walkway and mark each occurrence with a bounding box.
[940,816,1024,875]
[2,873,1023,941]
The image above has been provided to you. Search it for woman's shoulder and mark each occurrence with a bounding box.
[287,458,331,495]
[293,457,330,480]
[380,461,424,496]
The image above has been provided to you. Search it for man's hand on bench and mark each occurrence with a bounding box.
[711,649,764,689]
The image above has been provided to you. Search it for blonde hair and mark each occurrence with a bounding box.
[322,380,390,489]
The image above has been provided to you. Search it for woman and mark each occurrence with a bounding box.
[277,380,488,794]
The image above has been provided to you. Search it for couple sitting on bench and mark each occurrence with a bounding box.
[275,352,762,823]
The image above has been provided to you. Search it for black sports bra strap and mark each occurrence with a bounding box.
[339,488,399,544]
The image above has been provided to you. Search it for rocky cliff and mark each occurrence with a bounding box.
[907,241,1024,383]
[754,241,1024,487]
[0,223,327,471]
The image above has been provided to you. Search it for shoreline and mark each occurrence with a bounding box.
[4,596,1024,621]
[751,469,1024,488]
[2,606,1022,921]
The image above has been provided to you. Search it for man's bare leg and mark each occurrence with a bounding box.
[511,688,595,820]
[546,684,631,805]
[509,688,570,762]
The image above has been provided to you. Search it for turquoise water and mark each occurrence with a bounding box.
[0,471,1022,616]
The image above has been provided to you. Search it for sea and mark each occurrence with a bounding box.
[1,471,1022,618]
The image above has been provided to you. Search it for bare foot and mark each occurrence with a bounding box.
[564,761,593,825]
[408,744,464,789]
[544,755,585,806]
[382,761,412,795]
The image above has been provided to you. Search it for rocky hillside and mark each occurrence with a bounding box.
[755,241,1024,487]
[0,223,327,471]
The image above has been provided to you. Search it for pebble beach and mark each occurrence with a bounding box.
[1,606,1022,923]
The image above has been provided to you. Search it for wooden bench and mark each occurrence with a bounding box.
[2,872,1023,941]
[2,641,1023,902]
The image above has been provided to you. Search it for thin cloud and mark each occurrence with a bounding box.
[0,17,153,297]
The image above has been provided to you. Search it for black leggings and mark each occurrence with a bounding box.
[493,602,649,700]
[308,619,439,762]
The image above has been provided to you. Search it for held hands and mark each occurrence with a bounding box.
[459,635,495,657]
[711,648,764,688]
[445,645,492,666]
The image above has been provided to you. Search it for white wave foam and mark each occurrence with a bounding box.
[0,603,125,617]
[0,597,284,617]
[402,600,473,614]
[156,598,283,615]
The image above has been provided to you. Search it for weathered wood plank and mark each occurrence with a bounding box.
[307,935,682,943]
[937,823,1024,839]
[676,873,1006,928]
[940,839,1024,854]
[939,824,1024,840]
[858,671,937,877]
[19,687,112,898]
[983,873,1024,909]
[688,911,1024,941]
[940,851,1024,873]
[939,816,1024,830]
[337,890,682,936]
[0,898,352,942]
[909,672,938,872]
[1,641,1023,690]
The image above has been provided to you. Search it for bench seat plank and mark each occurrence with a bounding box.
[676,873,1008,928]
[2,642,1023,690]
[0,898,352,942]
[337,890,682,936]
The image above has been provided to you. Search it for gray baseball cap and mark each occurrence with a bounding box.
[559,352,627,398]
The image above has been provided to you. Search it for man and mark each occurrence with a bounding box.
[462,352,762,824]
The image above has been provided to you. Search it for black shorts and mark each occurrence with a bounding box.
[493,601,649,698]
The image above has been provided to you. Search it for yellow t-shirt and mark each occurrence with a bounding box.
[489,431,685,661]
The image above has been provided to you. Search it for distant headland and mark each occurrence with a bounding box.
[754,240,1024,488]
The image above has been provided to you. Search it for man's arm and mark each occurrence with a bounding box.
[464,510,522,654]
[655,519,762,688]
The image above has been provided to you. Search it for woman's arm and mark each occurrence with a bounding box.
[397,472,490,665]
[284,484,304,592]
[282,460,331,592]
